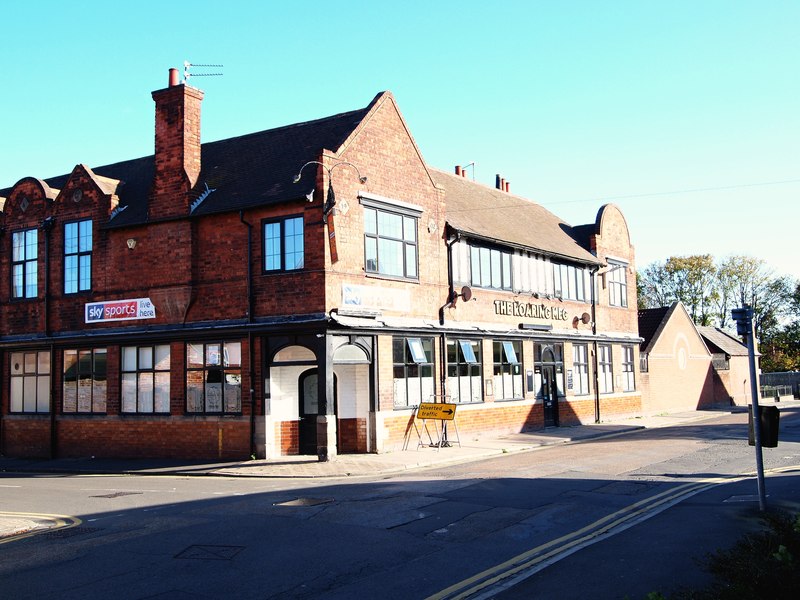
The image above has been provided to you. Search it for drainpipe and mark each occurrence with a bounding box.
[590,266,600,424]
[239,212,256,457]
[41,217,55,336]
[41,217,56,457]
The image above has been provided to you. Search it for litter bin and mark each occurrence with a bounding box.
[748,405,780,448]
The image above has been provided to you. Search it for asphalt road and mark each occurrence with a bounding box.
[1,409,798,600]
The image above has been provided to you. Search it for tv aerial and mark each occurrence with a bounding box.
[183,61,224,84]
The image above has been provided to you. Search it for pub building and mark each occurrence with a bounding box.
[0,69,641,461]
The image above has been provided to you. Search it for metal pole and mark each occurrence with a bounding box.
[746,322,767,512]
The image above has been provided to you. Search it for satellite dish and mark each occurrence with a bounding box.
[460,286,473,302]
[581,312,591,324]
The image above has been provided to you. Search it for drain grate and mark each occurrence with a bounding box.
[274,497,334,507]
[91,491,144,499]
[175,545,245,561]
[42,526,102,539]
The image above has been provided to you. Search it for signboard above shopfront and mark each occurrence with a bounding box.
[85,298,156,323]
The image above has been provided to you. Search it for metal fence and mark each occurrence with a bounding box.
[760,371,800,398]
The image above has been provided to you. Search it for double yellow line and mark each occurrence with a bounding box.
[428,466,800,600]
[0,512,82,545]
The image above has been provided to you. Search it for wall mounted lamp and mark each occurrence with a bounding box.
[126,238,137,250]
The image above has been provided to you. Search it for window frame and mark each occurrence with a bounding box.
[11,227,38,299]
[447,338,483,404]
[492,339,523,400]
[608,261,628,307]
[598,344,614,394]
[186,341,243,415]
[9,350,50,413]
[622,345,636,392]
[62,348,107,414]
[470,244,513,291]
[363,205,419,280]
[553,262,587,302]
[572,343,590,396]
[64,218,92,294]
[263,215,305,272]
[392,336,435,408]
[121,344,171,414]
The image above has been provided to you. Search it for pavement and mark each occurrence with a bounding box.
[2,400,798,545]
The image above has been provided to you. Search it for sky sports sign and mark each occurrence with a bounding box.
[85,298,156,323]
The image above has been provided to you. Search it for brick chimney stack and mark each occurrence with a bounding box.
[149,69,204,219]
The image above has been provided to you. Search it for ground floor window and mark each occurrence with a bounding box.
[447,339,482,403]
[122,345,171,413]
[186,342,242,414]
[393,336,434,408]
[10,350,50,413]
[572,344,590,395]
[598,344,613,394]
[622,345,636,391]
[63,349,107,413]
[493,340,523,399]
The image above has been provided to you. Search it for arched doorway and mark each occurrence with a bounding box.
[298,369,338,455]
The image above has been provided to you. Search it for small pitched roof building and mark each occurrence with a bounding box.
[697,326,755,406]
[638,302,715,414]
[0,69,642,461]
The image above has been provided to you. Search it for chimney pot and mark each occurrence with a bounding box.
[455,165,462,176]
[168,68,179,87]
[496,174,501,189]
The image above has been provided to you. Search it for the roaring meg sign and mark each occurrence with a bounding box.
[85,298,156,323]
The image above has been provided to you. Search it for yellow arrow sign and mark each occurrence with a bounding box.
[417,402,457,421]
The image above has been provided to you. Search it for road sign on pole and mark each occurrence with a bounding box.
[731,305,767,512]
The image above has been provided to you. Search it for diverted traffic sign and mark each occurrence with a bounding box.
[417,402,457,421]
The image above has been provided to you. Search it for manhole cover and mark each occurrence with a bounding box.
[91,491,144,498]
[594,481,650,496]
[175,545,245,560]
[274,497,334,507]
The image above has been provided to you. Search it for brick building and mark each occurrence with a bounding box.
[0,70,641,461]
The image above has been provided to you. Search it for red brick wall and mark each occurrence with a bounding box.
[56,418,249,460]
[338,418,367,453]
[2,417,51,458]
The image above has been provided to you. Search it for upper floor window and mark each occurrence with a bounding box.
[64,219,92,293]
[122,345,171,414]
[554,262,586,302]
[64,219,92,294]
[12,228,38,299]
[63,348,107,413]
[470,245,512,290]
[186,342,242,414]
[364,207,418,279]
[264,216,304,271]
[608,261,628,307]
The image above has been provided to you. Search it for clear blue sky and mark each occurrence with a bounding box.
[2,1,798,280]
